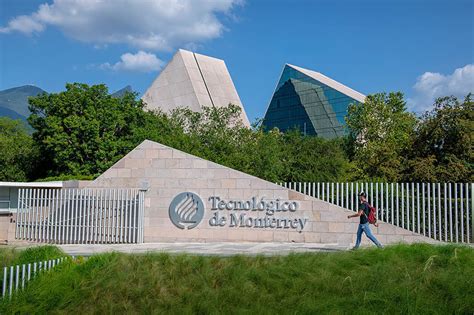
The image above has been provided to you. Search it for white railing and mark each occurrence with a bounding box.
[1,257,67,298]
[16,188,145,244]
[279,182,473,243]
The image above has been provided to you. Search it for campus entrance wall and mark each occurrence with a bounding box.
[90,140,436,246]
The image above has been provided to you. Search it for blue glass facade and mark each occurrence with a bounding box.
[263,65,361,138]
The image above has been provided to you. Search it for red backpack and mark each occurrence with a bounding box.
[364,202,377,224]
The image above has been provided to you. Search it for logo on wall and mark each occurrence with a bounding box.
[169,192,205,229]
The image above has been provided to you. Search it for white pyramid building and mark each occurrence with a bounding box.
[142,49,250,127]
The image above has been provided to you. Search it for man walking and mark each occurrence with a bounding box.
[347,192,383,249]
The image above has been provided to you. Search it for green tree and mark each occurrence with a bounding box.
[26,82,352,183]
[345,92,417,181]
[28,83,147,177]
[142,105,351,183]
[279,131,351,182]
[408,94,473,182]
[0,117,38,181]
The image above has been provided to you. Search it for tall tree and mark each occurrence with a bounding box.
[0,117,38,181]
[345,92,417,181]
[408,94,473,182]
[28,83,146,177]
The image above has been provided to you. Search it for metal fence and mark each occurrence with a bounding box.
[16,188,145,244]
[1,257,67,298]
[279,182,473,243]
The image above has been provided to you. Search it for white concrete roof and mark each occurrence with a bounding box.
[142,48,250,127]
[0,181,63,188]
[286,64,366,103]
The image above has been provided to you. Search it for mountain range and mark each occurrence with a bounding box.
[0,85,46,122]
[0,85,133,123]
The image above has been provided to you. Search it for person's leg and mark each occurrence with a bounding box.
[362,223,383,248]
[353,224,363,249]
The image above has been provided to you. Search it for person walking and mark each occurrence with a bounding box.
[347,192,383,249]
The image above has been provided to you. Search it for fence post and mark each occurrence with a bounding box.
[39,189,44,242]
[51,189,56,244]
[437,183,442,241]
[21,264,25,289]
[46,189,51,242]
[455,183,459,243]
[331,183,334,204]
[460,183,464,243]
[401,183,405,229]
[446,183,453,242]
[411,183,415,232]
[422,183,425,236]
[380,183,383,222]
[407,183,411,231]
[416,183,420,234]
[15,266,19,291]
[433,183,437,239]
[427,184,431,238]
[346,183,349,209]
[16,189,21,240]
[2,267,6,297]
[18,189,23,240]
[471,183,473,243]
[350,182,354,211]
[9,266,13,297]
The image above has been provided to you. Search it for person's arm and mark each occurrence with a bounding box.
[347,210,364,219]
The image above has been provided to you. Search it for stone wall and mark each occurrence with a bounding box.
[0,213,16,245]
[90,140,437,246]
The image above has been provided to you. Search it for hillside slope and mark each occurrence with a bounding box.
[0,85,47,121]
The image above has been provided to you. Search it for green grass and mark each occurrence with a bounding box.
[0,245,65,267]
[1,244,473,314]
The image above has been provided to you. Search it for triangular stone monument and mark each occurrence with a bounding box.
[90,140,437,246]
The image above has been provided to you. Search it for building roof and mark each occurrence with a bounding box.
[142,49,250,127]
[0,181,63,188]
[286,64,366,103]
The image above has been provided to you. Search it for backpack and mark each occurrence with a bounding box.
[364,202,377,224]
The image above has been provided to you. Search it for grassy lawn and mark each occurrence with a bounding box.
[0,245,64,267]
[1,244,473,314]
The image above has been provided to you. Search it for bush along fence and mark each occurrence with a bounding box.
[278,182,473,243]
[1,257,68,299]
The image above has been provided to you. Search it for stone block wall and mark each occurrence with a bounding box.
[0,213,16,245]
[90,140,437,246]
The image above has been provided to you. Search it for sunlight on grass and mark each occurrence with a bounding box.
[1,244,473,314]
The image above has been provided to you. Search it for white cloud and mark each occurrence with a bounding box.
[407,64,474,113]
[0,15,45,34]
[100,51,164,72]
[0,0,241,51]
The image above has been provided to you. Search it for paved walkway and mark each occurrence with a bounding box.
[58,242,349,256]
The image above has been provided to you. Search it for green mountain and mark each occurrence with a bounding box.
[0,84,133,122]
[0,85,47,121]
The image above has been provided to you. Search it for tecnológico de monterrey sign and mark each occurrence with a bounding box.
[169,193,308,232]
[208,196,307,232]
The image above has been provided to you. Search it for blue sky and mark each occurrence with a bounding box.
[1,0,473,121]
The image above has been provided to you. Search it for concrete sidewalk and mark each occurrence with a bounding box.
[58,242,350,256]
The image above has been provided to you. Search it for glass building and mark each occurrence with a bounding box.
[262,64,365,138]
